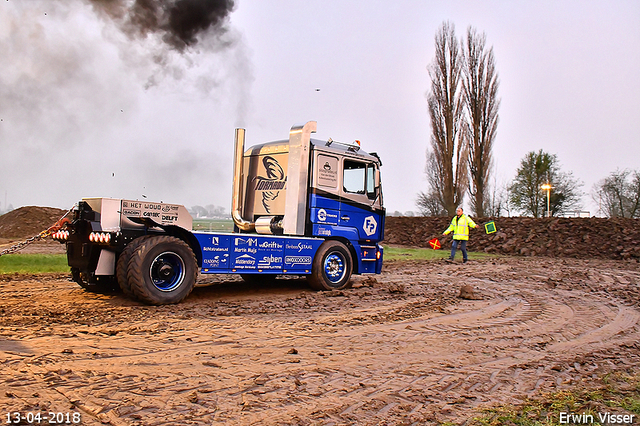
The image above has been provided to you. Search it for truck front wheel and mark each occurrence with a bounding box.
[127,236,197,305]
[308,240,353,291]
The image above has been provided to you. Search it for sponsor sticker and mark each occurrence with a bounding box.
[259,240,283,250]
[122,201,141,209]
[318,228,332,236]
[122,200,181,224]
[288,242,313,251]
[203,254,228,268]
[286,242,314,252]
[235,237,258,247]
[285,256,312,267]
[315,208,338,224]
[317,154,338,188]
[235,254,256,266]
[258,255,283,268]
[203,246,227,252]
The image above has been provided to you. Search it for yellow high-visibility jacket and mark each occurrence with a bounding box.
[444,214,477,241]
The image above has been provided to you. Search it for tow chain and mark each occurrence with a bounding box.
[0,206,74,258]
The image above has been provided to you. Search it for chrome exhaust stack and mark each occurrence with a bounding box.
[283,121,316,235]
[231,128,255,232]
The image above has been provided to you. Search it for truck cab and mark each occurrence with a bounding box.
[230,121,384,279]
[309,140,385,275]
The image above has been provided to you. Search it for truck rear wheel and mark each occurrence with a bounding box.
[127,235,197,305]
[307,240,353,291]
[116,235,152,297]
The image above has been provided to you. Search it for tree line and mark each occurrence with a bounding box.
[593,169,640,218]
[189,205,229,219]
[417,22,638,219]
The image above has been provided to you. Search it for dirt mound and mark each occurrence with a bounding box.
[0,206,67,239]
[384,216,640,260]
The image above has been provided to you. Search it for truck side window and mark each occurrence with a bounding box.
[343,160,366,195]
[367,164,376,200]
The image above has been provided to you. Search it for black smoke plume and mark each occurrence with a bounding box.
[89,0,236,52]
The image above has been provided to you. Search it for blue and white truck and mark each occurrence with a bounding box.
[54,121,385,304]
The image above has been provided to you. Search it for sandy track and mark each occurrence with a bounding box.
[1,256,639,425]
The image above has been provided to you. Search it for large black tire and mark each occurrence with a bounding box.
[307,240,353,291]
[127,235,198,305]
[116,235,152,298]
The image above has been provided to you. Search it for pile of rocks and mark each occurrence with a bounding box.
[384,216,640,260]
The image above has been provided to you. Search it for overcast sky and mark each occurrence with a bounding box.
[1,0,639,217]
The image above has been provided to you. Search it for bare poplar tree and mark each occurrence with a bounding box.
[425,21,467,216]
[463,27,499,218]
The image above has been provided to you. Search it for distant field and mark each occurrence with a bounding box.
[192,218,234,232]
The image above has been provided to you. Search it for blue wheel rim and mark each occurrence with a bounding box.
[323,252,346,284]
[150,251,185,292]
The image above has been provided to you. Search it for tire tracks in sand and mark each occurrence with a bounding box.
[1,258,639,425]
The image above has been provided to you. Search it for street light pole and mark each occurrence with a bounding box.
[541,184,552,217]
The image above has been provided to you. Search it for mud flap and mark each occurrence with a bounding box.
[95,249,116,275]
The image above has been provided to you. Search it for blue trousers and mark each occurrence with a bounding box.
[450,239,468,261]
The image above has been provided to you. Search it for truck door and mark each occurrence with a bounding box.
[340,160,384,242]
[310,150,384,242]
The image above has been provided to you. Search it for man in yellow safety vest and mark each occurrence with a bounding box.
[443,206,477,263]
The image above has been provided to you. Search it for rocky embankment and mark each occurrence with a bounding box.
[384,216,640,260]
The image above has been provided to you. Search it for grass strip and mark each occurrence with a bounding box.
[0,254,69,274]
[0,245,491,274]
[384,245,497,262]
[469,371,640,425]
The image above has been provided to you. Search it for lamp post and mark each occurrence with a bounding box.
[541,184,552,217]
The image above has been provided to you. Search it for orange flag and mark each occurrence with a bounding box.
[429,238,441,250]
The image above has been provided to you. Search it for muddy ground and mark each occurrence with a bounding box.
[1,253,639,425]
